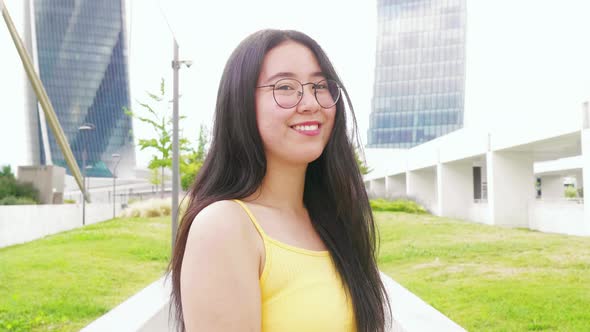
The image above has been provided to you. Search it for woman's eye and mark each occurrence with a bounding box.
[315,84,328,90]
[276,84,295,90]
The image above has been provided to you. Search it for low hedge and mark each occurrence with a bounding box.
[0,196,38,205]
[370,198,427,214]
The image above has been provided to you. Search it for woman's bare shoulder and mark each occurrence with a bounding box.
[181,199,262,330]
[187,200,253,246]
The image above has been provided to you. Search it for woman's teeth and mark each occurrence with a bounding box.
[292,124,319,131]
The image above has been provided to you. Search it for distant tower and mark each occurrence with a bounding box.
[25,0,135,177]
[368,0,467,148]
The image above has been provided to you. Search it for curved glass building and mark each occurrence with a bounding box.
[368,0,467,148]
[26,0,135,177]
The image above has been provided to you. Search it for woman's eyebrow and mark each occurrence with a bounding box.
[264,71,326,84]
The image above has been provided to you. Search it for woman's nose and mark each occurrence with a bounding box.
[297,85,320,112]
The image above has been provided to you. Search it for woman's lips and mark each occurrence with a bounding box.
[290,122,321,136]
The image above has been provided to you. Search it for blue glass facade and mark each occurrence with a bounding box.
[368,0,466,148]
[32,0,134,177]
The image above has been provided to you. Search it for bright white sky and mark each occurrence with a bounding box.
[1,0,590,170]
[127,0,378,168]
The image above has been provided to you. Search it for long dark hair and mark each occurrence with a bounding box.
[169,29,391,332]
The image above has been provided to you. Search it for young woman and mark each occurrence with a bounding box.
[169,29,391,332]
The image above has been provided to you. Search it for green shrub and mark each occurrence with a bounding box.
[0,165,40,203]
[127,197,141,205]
[160,204,172,216]
[0,196,38,205]
[63,199,76,204]
[564,186,578,198]
[119,198,172,218]
[13,182,39,201]
[145,207,162,218]
[370,198,427,214]
[181,161,201,191]
[129,208,141,218]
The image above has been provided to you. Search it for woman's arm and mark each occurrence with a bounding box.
[180,200,262,332]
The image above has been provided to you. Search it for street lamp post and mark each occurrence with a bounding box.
[79,123,95,226]
[85,165,93,196]
[111,153,121,219]
[171,39,192,252]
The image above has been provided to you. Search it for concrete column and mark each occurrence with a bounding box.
[364,180,371,197]
[371,178,386,198]
[437,161,473,219]
[486,151,535,227]
[481,163,489,200]
[573,172,583,190]
[407,168,437,213]
[582,128,590,235]
[386,174,407,199]
[539,175,564,199]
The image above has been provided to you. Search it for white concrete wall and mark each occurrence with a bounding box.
[529,201,586,236]
[574,173,583,190]
[487,151,535,227]
[386,174,407,199]
[371,178,387,198]
[407,142,440,172]
[17,165,66,204]
[407,168,437,213]
[361,106,589,236]
[0,203,123,248]
[364,148,408,180]
[81,276,175,332]
[582,128,590,235]
[379,273,466,332]
[535,155,584,175]
[437,161,474,220]
[82,273,466,332]
[468,202,492,225]
[364,181,371,196]
[439,129,488,164]
[540,175,565,199]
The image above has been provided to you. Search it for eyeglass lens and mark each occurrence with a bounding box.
[273,79,340,108]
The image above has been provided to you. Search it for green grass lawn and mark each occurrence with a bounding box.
[0,217,171,331]
[377,212,590,332]
[1,212,589,331]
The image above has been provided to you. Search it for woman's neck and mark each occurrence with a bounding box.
[248,157,307,213]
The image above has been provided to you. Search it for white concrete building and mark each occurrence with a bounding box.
[364,102,590,236]
[363,1,590,237]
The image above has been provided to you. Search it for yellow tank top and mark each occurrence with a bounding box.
[233,200,356,332]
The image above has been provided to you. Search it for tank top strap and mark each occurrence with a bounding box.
[233,199,268,239]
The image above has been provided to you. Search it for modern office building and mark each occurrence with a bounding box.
[23,0,135,177]
[364,0,590,236]
[368,0,467,148]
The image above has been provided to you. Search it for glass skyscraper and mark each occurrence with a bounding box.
[26,0,135,177]
[368,0,466,148]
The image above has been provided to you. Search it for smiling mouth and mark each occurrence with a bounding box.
[290,123,322,136]
[291,123,320,132]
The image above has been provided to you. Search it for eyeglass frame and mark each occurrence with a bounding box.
[256,78,341,109]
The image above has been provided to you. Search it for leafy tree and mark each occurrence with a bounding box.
[180,124,209,190]
[149,167,162,188]
[0,165,39,204]
[565,186,578,198]
[125,79,192,197]
[0,165,15,179]
[354,148,372,175]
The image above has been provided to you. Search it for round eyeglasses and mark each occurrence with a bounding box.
[256,78,341,109]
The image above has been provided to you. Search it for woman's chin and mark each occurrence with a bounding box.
[273,148,325,165]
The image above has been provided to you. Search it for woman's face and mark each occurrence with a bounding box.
[255,41,336,166]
